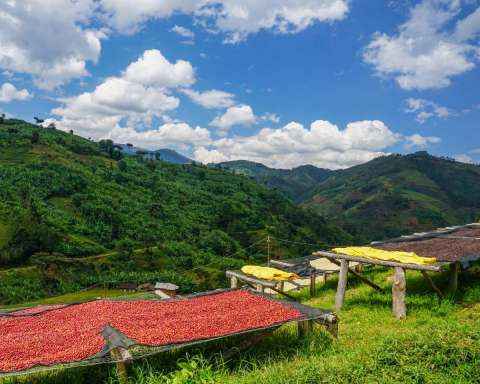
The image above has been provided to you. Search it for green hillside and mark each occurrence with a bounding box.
[0,119,350,304]
[215,160,334,202]
[303,151,480,242]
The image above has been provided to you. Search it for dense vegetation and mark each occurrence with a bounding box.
[4,265,480,383]
[215,160,334,202]
[219,154,480,243]
[0,119,349,304]
[304,151,480,242]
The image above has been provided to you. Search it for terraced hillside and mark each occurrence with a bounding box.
[0,119,349,304]
[304,152,480,242]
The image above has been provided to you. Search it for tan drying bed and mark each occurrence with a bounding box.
[226,257,361,299]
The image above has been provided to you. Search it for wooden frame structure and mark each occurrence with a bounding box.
[313,250,451,319]
[313,222,480,320]
[226,270,304,300]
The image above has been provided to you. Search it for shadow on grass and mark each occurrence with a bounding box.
[313,265,478,314]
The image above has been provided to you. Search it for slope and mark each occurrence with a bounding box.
[0,119,350,304]
[215,160,334,202]
[303,151,480,242]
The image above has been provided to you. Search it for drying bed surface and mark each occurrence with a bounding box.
[0,290,304,373]
[377,236,480,262]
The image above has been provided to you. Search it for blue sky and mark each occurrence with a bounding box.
[0,0,479,169]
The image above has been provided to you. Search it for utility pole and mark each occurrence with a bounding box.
[267,235,271,266]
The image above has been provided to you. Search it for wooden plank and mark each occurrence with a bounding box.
[110,347,132,384]
[449,262,459,293]
[421,271,443,297]
[270,286,297,301]
[297,320,313,338]
[392,267,407,320]
[314,251,443,272]
[310,273,316,296]
[230,276,239,289]
[326,257,385,293]
[225,270,277,288]
[270,259,295,268]
[335,260,349,312]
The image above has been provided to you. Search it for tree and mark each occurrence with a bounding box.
[33,117,44,124]
[0,113,5,123]
[31,131,40,144]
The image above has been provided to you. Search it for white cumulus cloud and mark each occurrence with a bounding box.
[404,133,442,149]
[196,119,401,169]
[171,25,195,39]
[180,89,235,109]
[0,0,103,90]
[51,50,191,140]
[404,98,452,123]
[209,104,280,131]
[0,83,32,102]
[123,50,195,88]
[106,123,211,150]
[210,104,258,130]
[100,0,349,42]
[364,0,480,90]
[454,153,475,164]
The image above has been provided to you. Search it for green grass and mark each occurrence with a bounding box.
[0,289,143,311]
[2,266,480,384]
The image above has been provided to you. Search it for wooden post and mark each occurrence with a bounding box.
[310,273,316,296]
[256,283,264,293]
[421,271,443,297]
[392,267,406,320]
[449,262,459,293]
[322,273,327,284]
[297,320,313,338]
[278,281,284,293]
[355,263,364,273]
[230,275,239,289]
[111,347,132,384]
[335,260,349,312]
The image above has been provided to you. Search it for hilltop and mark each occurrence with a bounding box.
[215,160,334,202]
[217,153,480,243]
[118,144,193,164]
[0,119,349,304]
[303,151,480,242]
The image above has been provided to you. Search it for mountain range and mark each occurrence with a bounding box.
[218,152,480,242]
[214,160,334,203]
[117,144,192,164]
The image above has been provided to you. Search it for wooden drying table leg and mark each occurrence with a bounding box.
[310,273,316,296]
[448,262,459,294]
[297,320,314,338]
[392,267,407,320]
[421,271,443,297]
[335,260,349,312]
[111,347,132,384]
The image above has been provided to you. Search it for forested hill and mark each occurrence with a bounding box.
[215,160,334,202]
[0,119,349,304]
[303,151,480,242]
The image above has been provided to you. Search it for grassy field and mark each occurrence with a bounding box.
[0,289,144,311]
[2,265,480,384]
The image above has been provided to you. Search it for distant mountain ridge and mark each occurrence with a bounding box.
[217,153,480,242]
[118,144,192,164]
[214,160,334,202]
[303,151,480,242]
